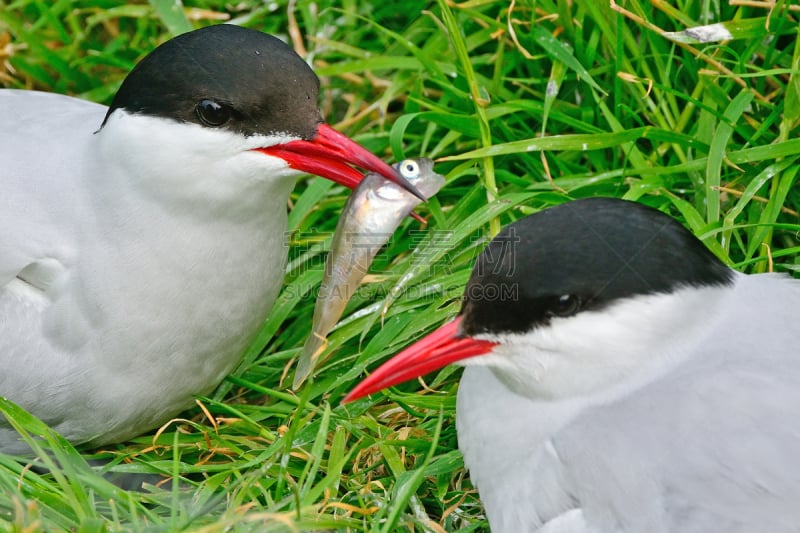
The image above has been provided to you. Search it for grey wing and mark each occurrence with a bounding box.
[0,90,103,285]
[556,277,800,533]
[0,91,105,452]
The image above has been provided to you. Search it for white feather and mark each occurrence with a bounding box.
[0,90,299,453]
[457,273,800,532]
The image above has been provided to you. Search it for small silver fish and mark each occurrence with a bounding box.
[293,158,445,388]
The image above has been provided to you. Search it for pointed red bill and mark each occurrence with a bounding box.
[343,317,497,402]
[259,123,425,199]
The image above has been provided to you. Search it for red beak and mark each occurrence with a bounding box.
[259,123,424,199]
[343,317,497,402]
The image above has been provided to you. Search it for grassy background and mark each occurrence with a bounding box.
[2,0,799,531]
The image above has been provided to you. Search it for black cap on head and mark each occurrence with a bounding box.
[101,24,322,139]
[460,197,734,335]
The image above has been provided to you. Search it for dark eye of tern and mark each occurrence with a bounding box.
[398,159,420,180]
[549,294,581,318]
[196,99,232,127]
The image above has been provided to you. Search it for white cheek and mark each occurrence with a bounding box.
[96,111,302,205]
[237,150,295,180]
[460,341,559,398]
[462,285,733,400]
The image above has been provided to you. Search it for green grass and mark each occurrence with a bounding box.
[1,0,799,531]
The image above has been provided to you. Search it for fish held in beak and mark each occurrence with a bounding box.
[294,158,446,388]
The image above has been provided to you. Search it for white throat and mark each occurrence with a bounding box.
[94,110,301,218]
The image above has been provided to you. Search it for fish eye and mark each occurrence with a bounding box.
[196,99,231,127]
[398,159,420,180]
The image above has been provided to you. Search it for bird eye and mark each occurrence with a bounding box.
[398,159,420,180]
[550,294,581,318]
[196,99,231,127]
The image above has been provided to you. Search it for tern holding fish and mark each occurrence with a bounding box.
[0,25,421,453]
[294,158,445,388]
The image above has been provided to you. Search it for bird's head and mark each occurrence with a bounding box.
[95,24,420,211]
[345,198,735,402]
